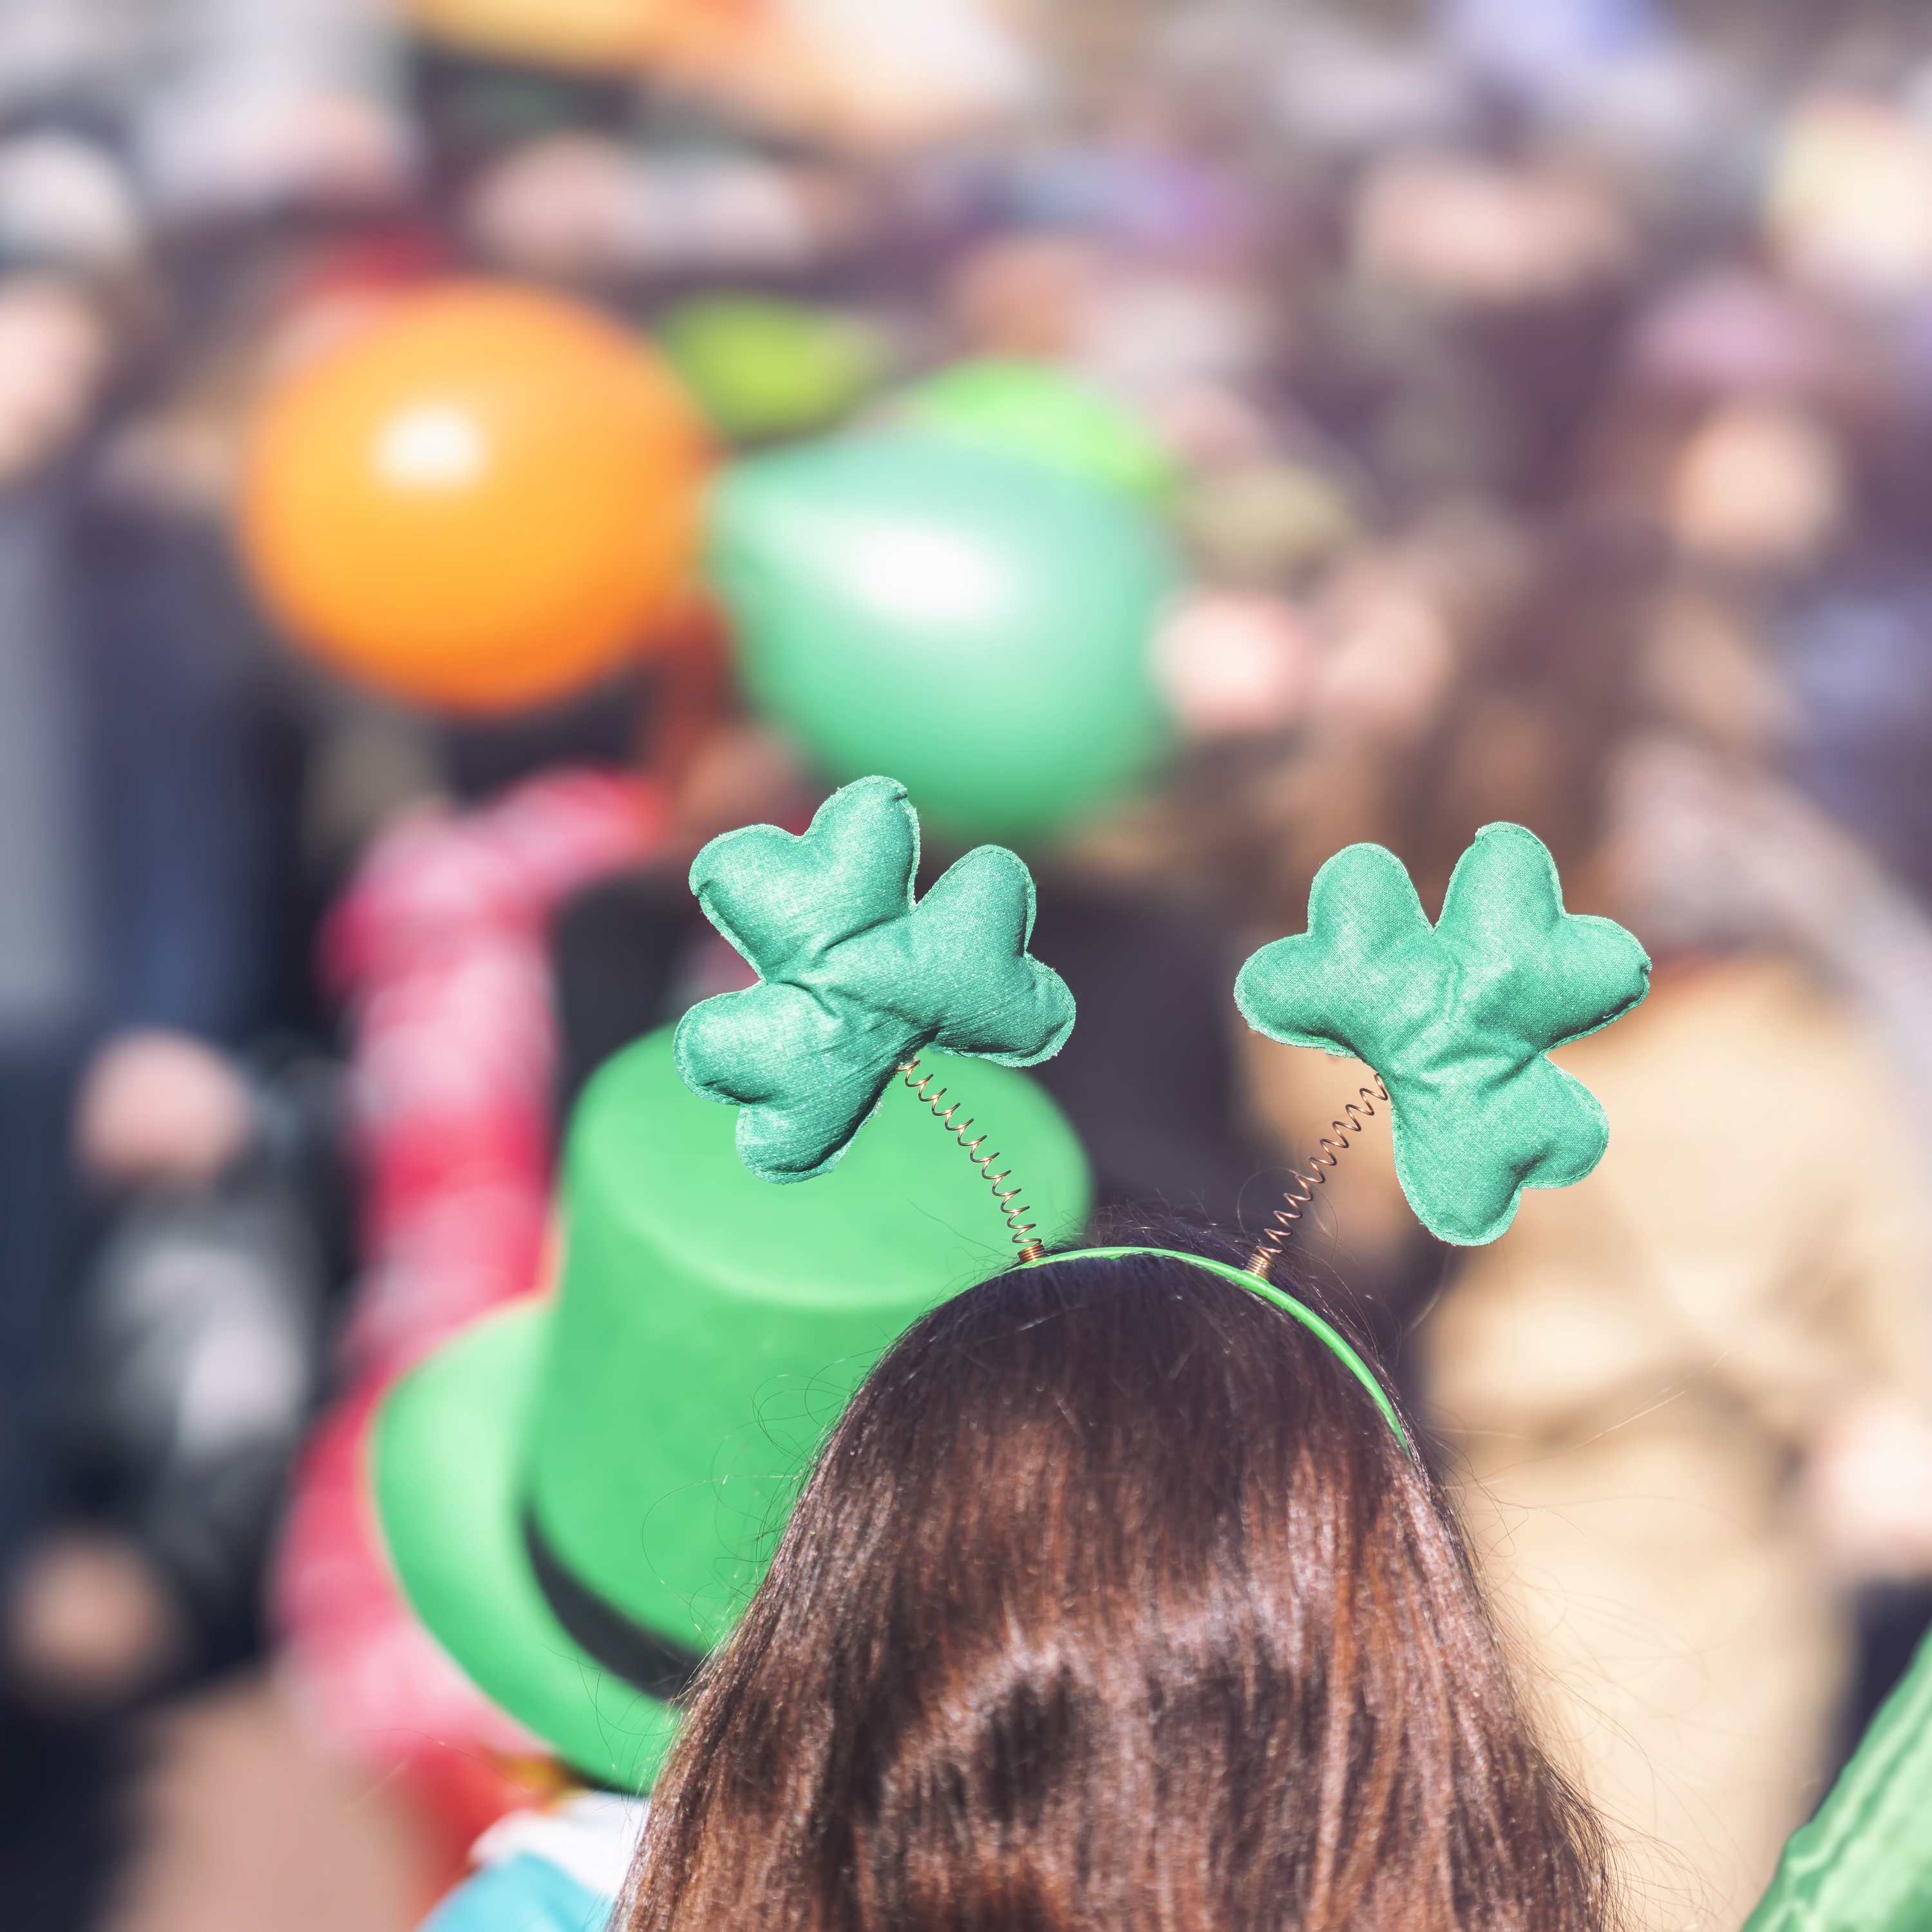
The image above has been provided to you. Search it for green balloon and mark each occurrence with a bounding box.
[708,435,1179,840]
[894,357,1176,502]
[658,297,886,444]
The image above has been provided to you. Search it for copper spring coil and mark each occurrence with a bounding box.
[897,1059,1045,1262]
[1247,1073,1390,1278]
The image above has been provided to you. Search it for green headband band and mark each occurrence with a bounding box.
[1026,1245,1410,1454]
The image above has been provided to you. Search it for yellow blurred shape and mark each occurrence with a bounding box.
[408,0,698,71]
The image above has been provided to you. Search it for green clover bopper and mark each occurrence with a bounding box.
[675,775,1076,1182]
[1236,822,1651,1246]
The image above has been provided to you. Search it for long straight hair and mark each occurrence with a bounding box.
[623,1227,1620,1931]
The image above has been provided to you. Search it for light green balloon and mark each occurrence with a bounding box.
[895,357,1175,502]
[708,434,1179,840]
[658,296,886,444]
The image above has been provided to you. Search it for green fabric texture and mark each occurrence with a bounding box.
[1743,1622,1932,1930]
[675,775,1077,1183]
[375,1027,1092,1791]
[1235,823,1650,1246]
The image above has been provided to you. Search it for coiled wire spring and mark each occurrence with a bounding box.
[1247,1074,1390,1278]
[898,1059,1045,1261]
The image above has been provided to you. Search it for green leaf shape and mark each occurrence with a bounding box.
[1235,822,1651,1245]
[674,775,1076,1182]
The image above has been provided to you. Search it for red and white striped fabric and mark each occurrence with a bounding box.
[274,767,663,1866]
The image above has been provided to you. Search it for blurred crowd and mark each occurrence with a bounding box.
[3,0,1932,1927]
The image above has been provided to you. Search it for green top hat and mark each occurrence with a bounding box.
[375,778,1092,1790]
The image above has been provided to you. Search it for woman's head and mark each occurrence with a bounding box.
[626,1226,1616,1931]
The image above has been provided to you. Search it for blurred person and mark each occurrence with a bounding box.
[0,231,363,1733]
[0,267,126,1607]
[3,357,346,1694]
[0,252,312,1930]
[1582,263,1932,1191]
[1295,144,1638,510]
[9,1037,333,1710]
[1589,254,1932,870]
[1590,265,1932,1752]
[0,0,404,230]
[413,40,872,288]
[411,0,1050,292]
[1226,513,1932,1928]
[1416,884,1932,1929]
[622,1231,1622,1932]
[272,645,790,1880]
[345,810,1092,1932]
[1631,282,1932,933]
[272,761,666,1883]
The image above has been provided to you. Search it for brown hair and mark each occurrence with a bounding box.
[623,1227,1619,1931]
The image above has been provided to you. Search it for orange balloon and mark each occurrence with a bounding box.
[242,283,710,714]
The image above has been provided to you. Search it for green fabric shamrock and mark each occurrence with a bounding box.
[675,775,1076,1182]
[1235,822,1650,1246]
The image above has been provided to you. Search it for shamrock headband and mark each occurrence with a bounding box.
[676,777,1650,1434]
[672,773,1076,1254]
[1236,822,1653,1251]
